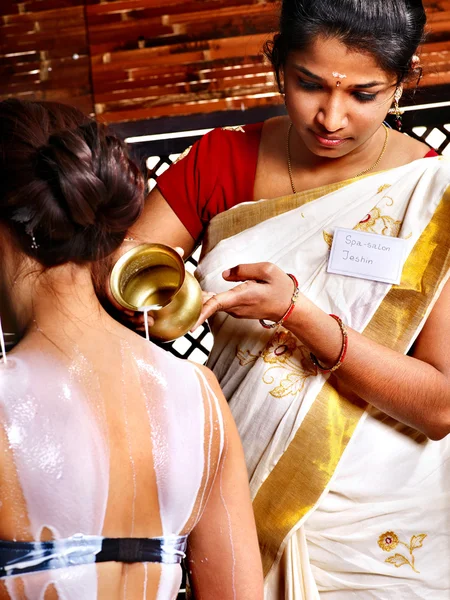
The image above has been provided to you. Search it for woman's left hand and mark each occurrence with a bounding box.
[191,262,297,329]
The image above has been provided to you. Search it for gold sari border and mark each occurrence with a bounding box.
[253,184,450,578]
[202,178,358,257]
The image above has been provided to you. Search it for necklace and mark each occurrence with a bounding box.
[287,122,390,194]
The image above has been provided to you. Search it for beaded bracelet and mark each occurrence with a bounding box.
[259,274,300,330]
[310,314,348,374]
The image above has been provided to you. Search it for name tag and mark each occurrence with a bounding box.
[327,228,407,284]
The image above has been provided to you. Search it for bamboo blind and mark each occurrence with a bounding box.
[1,0,450,124]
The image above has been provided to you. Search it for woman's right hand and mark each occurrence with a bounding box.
[191,262,297,330]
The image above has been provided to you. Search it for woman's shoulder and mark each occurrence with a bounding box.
[160,122,263,179]
[0,342,66,387]
[189,362,234,427]
[202,122,264,156]
[259,115,290,144]
[156,122,264,239]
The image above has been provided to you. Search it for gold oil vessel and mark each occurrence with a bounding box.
[110,243,203,342]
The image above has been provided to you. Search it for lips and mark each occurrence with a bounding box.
[312,131,349,148]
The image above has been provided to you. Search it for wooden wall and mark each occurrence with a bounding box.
[0,0,93,115]
[1,0,450,125]
[87,0,280,123]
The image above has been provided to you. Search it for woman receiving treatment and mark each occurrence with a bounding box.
[0,99,264,599]
[121,0,450,597]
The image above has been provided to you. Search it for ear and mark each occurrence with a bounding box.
[395,85,404,102]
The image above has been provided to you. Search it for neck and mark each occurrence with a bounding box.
[1,254,111,353]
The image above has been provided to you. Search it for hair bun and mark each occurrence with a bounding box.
[0,100,145,267]
[36,126,107,230]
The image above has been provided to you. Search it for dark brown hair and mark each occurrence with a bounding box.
[265,0,426,92]
[0,99,144,268]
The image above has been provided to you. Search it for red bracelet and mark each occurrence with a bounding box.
[310,314,348,373]
[259,274,300,330]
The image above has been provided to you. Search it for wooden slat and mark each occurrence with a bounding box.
[0,0,84,16]
[95,72,273,104]
[2,6,84,23]
[91,33,268,69]
[0,55,90,76]
[87,6,274,40]
[0,36,88,57]
[87,0,261,28]
[93,59,269,93]
[96,91,283,122]
[86,0,269,17]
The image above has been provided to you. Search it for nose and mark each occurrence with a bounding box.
[316,94,348,132]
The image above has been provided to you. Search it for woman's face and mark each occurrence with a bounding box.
[283,35,398,158]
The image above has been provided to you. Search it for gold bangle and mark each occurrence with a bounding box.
[310,314,348,374]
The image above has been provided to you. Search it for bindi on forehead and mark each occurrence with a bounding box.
[332,72,347,87]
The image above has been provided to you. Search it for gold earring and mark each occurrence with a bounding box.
[389,86,403,130]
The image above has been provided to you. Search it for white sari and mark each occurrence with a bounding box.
[196,156,450,599]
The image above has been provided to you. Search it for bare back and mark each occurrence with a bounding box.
[0,323,223,600]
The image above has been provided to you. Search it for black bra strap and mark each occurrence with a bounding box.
[98,536,187,565]
[0,535,188,578]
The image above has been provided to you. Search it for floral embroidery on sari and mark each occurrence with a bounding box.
[378,531,427,573]
[236,347,259,367]
[323,230,334,249]
[355,206,402,236]
[237,331,318,399]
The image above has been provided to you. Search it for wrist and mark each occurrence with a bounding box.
[280,292,310,330]
[310,315,348,374]
[285,304,349,374]
[260,273,299,330]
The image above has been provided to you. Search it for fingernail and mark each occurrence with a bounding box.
[222,269,230,278]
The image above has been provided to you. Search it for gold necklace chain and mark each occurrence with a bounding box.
[287,122,390,194]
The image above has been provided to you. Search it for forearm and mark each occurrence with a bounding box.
[285,296,450,440]
[195,263,450,439]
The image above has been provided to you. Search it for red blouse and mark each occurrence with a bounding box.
[156,123,438,241]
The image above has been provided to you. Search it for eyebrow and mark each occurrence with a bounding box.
[293,64,384,88]
[353,81,384,89]
[293,65,323,81]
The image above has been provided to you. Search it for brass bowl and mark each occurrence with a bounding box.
[110,243,203,342]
